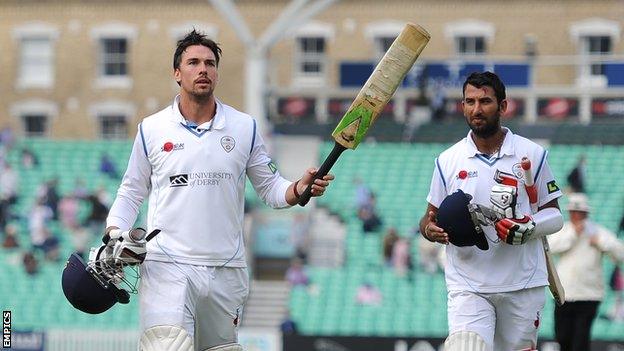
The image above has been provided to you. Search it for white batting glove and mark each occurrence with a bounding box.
[495,216,536,245]
[490,184,518,219]
[95,228,148,266]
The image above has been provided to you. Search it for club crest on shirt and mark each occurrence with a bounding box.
[512,163,524,180]
[221,136,235,153]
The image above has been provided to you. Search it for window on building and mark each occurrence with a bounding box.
[99,114,128,139]
[18,37,53,88]
[570,18,620,84]
[99,38,128,77]
[21,114,48,137]
[584,35,612,76]
[374,36,397,61]
[296,37,325,75]
[456,36,486,55]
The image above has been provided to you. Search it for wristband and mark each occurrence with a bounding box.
[293,180,301,198]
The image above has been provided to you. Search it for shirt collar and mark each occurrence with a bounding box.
[464,127,515,158]
[171,95,226,131]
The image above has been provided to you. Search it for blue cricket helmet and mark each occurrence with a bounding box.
[436,189,489,250]
[61,252,130,314]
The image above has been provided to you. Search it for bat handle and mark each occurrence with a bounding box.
[298,142,347,207]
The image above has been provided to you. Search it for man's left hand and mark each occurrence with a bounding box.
[495,215,536,245]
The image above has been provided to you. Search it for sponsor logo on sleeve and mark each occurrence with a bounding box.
[267,161,277,174]
[547,180,560,194]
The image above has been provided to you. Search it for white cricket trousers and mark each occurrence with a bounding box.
[447,286,545,351]
[139,260,249,350]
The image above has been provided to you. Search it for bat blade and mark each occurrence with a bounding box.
[521,157,566,306]
[298,23,430,206]
[332,23,431,149]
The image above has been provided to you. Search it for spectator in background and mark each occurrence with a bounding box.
[20,148,39,169]
[0,162,18,204]
[382,227,400,266]
[392,235,413,277]
[355,282,382,306]
[0,126,15,150]
[2,223,19,249]
[22,251,39,275]
[38,178,60,220]
[549,193,624,351]
[29,197,53,249]
[41,235,60,262]
[85,187,110,236]
[358,192,382,233]
[353,177,372,210]
[59,193,80,229]
[605,264,624,322]
[0,162,18,228]
[431,79,447,121]
[280,310,298,336]
[99,153,119,179]
[285,258,310,287]
[566,154,586,193]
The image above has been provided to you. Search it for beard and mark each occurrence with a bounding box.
[467,112,500,138]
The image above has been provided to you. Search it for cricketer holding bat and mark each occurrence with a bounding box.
[103,30,333,351]
[419,72,564,350]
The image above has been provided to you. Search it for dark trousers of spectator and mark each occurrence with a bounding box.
[554,300,599,351]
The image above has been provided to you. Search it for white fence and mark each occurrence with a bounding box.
[45,328,281,351]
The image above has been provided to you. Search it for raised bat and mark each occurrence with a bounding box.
[297,23,431,206]
[521,157,566,306]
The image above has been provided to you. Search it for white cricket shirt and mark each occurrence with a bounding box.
[107,96,292,267]
[426,128,562,293]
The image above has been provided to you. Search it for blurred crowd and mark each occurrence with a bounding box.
[0,126,118,277]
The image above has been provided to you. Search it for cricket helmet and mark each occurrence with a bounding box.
[437,189,489,250]
[61,252,130,314]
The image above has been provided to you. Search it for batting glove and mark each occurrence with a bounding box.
[495,215,536,245]
[490,184,518,219]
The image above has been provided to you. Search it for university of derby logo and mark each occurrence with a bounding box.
[221,136,235,153]
[162,141,184,152]
[169,174,189,187]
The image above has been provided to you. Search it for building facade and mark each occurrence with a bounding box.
[0,0,622,139]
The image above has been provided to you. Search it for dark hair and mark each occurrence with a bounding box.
[462,71,506,105]
[173,29,222,69]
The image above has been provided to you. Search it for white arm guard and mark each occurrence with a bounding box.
[530,207,563,240]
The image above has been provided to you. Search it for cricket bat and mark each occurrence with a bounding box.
[521,157,566,306]
[297,23,431,206]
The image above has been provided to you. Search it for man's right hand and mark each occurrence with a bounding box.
[423,210,449,244]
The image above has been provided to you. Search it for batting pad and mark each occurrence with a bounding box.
[204,343,243,351]
[444,331,486,351]
[140,325,193,351]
